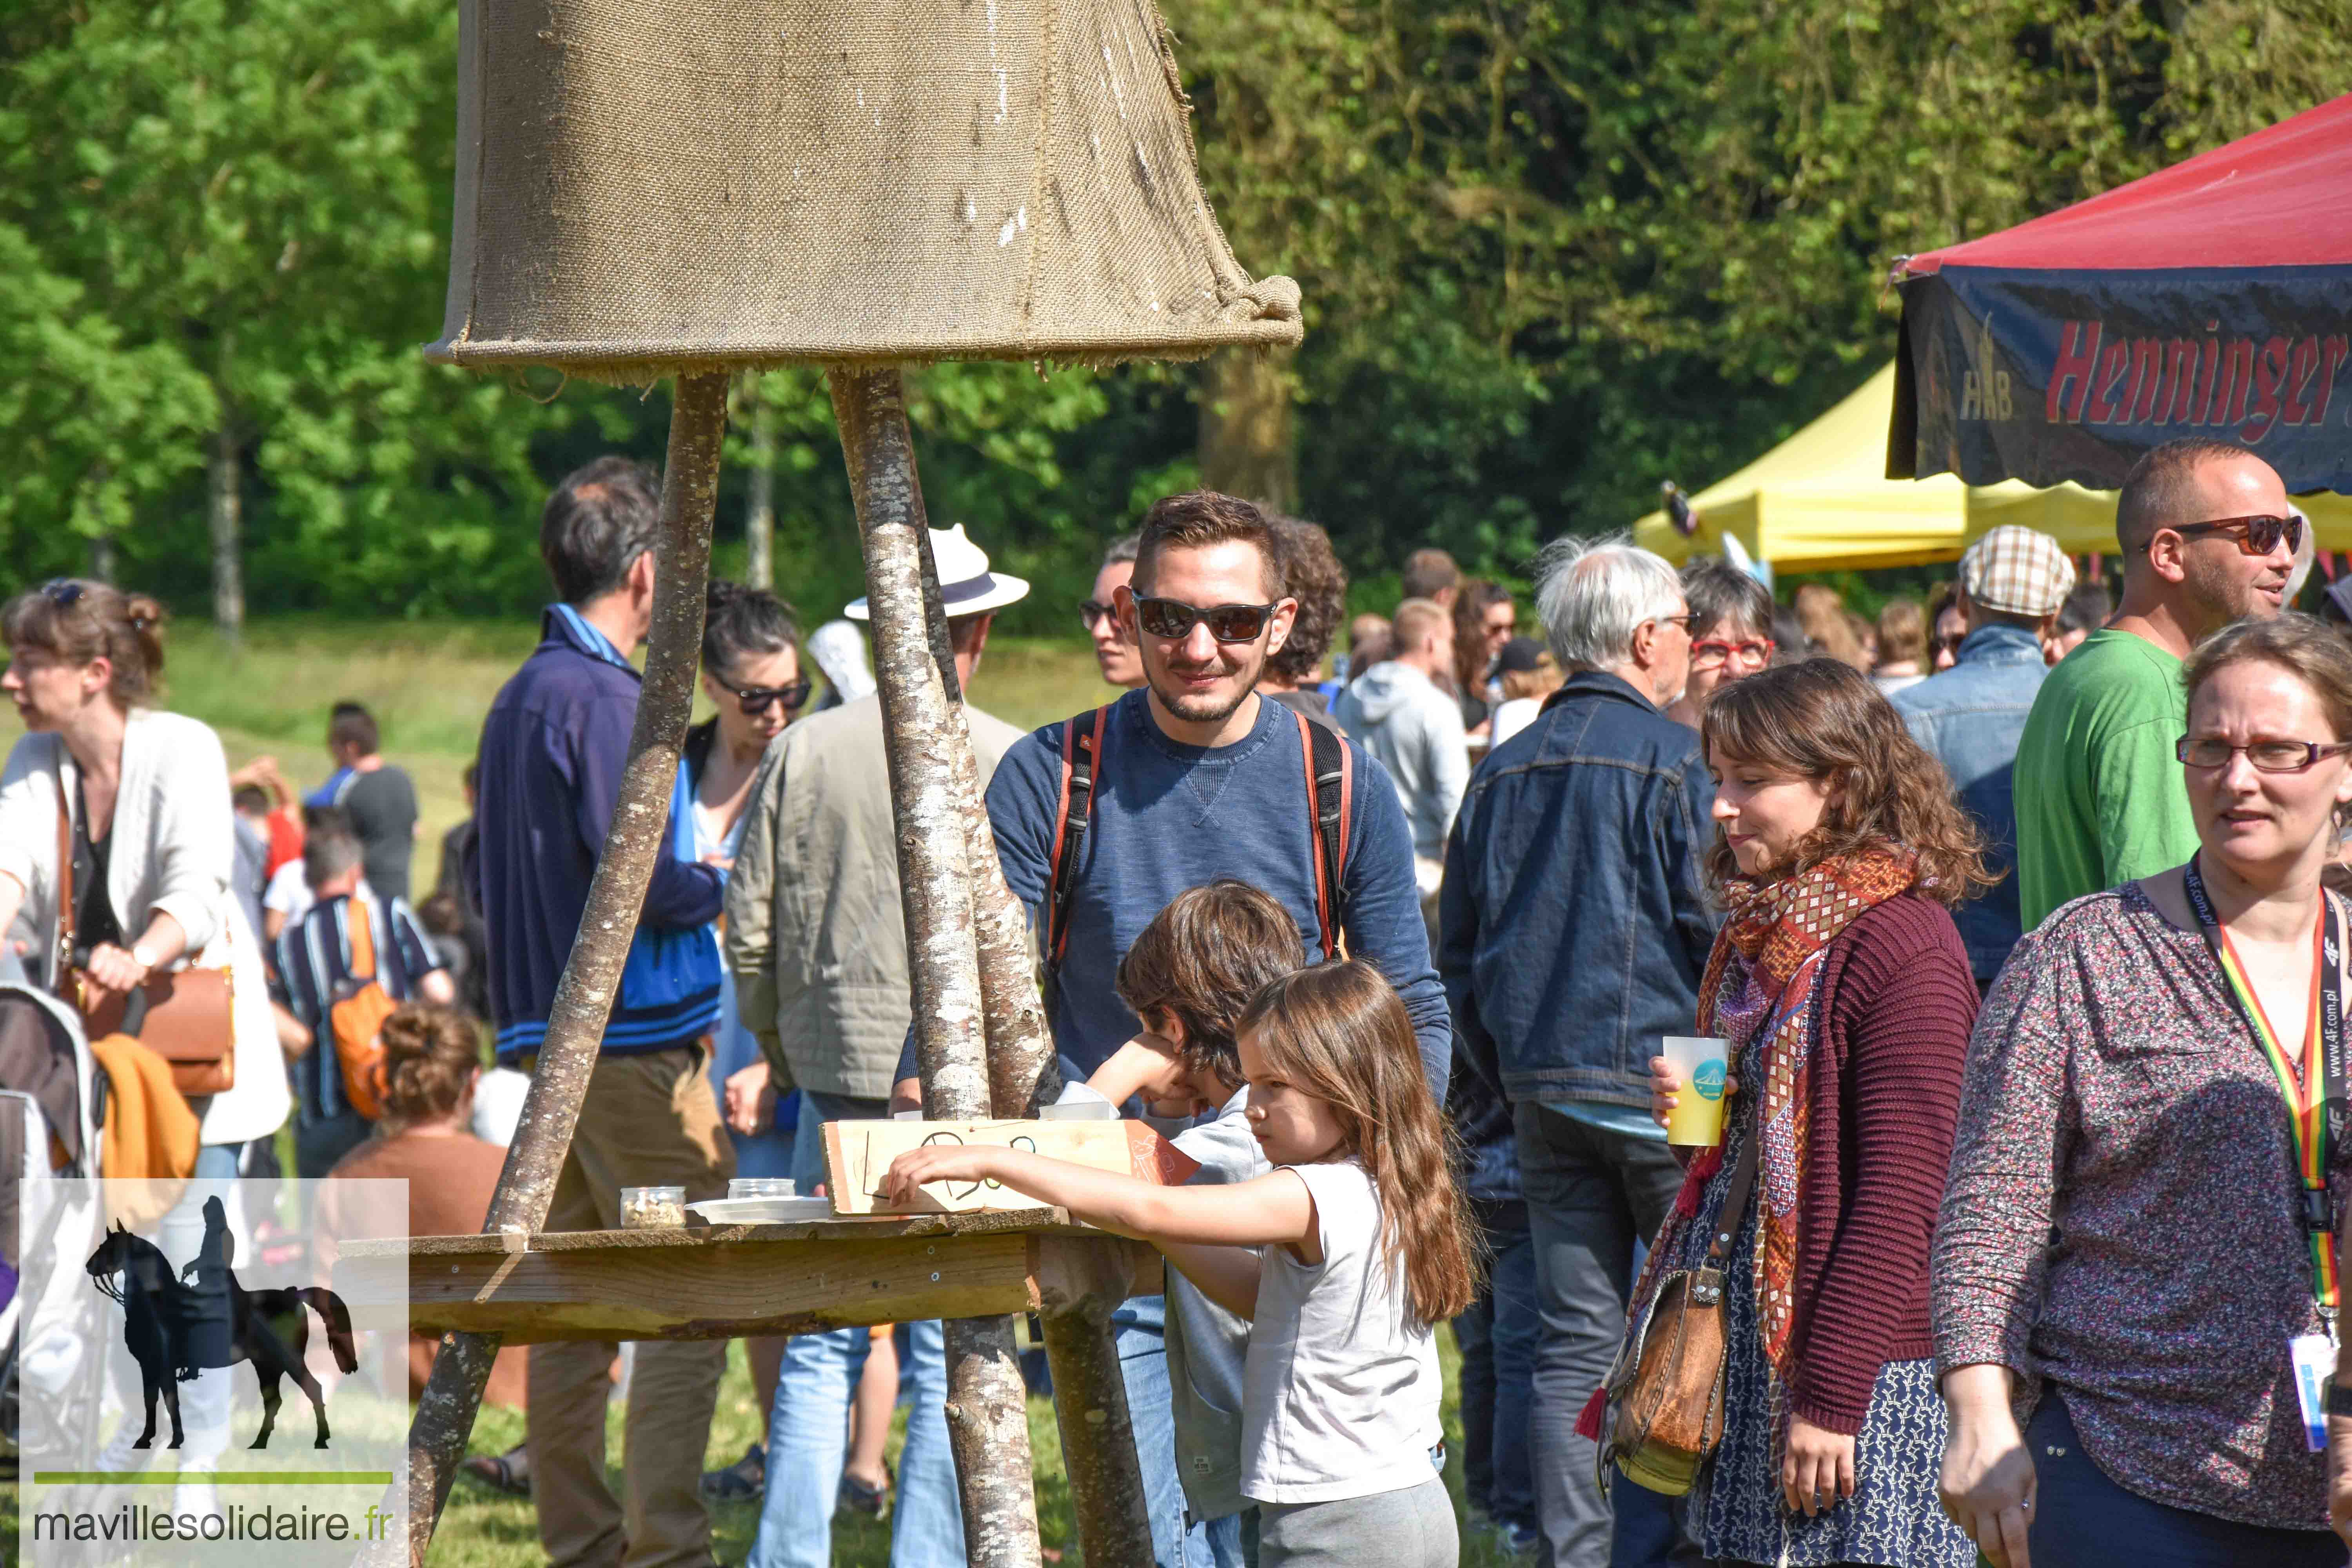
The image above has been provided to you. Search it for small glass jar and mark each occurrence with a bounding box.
[620,1185,687,1229]
[728,1178,798,1201]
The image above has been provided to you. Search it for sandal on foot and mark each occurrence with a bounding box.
[836,1465,892,1520]
[700,1443,766,1502]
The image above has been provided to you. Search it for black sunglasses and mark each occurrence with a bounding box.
[41,579,82,608]
[1132,596,1283,644]
[713,672,812,715]
[1078,600,1115,629]
[2156,513,2302,557]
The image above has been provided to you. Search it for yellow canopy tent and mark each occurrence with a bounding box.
[1633,363,2352,567]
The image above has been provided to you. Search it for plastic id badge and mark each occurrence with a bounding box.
[2291,1331,2337,1452]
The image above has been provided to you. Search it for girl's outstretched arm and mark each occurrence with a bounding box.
[880,1145,1315,1252]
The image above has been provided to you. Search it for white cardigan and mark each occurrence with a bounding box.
[0,710,290,1147]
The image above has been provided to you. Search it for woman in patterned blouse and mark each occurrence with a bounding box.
[1935,613,2352,1567]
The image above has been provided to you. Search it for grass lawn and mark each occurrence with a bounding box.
[0,616,1121,853]
[1,618,1528,1565]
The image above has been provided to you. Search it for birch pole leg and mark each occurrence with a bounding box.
[371,370,730,1565]
[907,523,1060,1114]
[829,366,1043,1568]
[1037,1282,1158,1567]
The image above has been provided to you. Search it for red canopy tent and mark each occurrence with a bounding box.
[1888,94,2352,493]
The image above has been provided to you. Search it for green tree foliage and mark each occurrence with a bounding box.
[0,0,2342,626]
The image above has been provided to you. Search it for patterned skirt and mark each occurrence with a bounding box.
[1670,1096,1974,1567]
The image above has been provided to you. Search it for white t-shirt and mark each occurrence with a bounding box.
[1489,696,1541,749]
[1239,1158,1442,1504]
[263,857,314,924]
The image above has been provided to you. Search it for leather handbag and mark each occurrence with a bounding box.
[52,762,236,1098]
[1594,1129,1760,1497]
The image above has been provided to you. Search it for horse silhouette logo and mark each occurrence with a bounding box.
[82,1198,357,1450]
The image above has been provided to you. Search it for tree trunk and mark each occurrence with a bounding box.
[1198,347,1297,512]
[743,372,776,591]
[207,423,245,648]
[828,366,1043,1568]
[373,370,731,1566]
[1040,1306,1156,1564]
[905,525,1059,1116]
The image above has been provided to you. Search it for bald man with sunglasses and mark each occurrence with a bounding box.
[2013,436,2296,928]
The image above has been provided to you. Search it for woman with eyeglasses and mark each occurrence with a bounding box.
[1938,613,2352,1567]
[1665,556,1777,729]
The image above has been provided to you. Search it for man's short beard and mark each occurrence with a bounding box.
[2182,552,2277,634]
[1147,650,1265,726]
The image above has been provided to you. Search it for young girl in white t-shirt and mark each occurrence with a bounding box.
[880,960,1477,1567]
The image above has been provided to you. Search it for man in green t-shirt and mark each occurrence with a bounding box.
[2014,437,2295,929]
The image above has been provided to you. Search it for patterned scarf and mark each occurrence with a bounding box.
[1628,845,1920,1380]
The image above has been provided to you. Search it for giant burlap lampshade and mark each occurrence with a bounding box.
[427,0,1303,377]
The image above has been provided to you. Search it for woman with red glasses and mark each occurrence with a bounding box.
[1666,556,1777,730]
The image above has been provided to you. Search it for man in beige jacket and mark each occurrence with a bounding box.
[722,524,1025,1568]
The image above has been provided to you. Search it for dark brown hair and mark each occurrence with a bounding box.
[1116,881,1304,1091]
[1133,491,1284,600]
[328,701,378,758]
[1701,659,1993,904]
[377,1004,483,1131]
[2,581,166,708]
[1266,516,1348,684]
[1452,581,1515,694]
[1234,962,1478,1326]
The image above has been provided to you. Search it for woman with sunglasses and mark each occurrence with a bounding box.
[684,579,808,1500]
[689,579,808,1174]
[1938,613,2352,1567]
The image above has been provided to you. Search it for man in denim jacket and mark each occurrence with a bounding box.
[1439,535,1716,1568]
[1891,525,2075,988]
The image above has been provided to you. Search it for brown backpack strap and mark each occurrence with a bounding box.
[1043,705,1111,993]
[1297,714,1350,961]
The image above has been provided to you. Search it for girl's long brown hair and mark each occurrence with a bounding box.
[1235,962,1478,1325]
[1701,658,1993,903]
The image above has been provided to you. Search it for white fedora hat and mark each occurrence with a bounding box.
[844,523,1031,621]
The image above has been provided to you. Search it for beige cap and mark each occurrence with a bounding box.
[1962,526,2076,617]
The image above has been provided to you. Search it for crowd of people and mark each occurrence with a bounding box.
[7,431,2352,1568]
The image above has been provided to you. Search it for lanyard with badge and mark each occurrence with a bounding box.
[2183,853,2347,1449]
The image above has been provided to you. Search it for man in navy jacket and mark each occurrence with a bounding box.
[472,455,732,1568]
[1440,535,1715,1568]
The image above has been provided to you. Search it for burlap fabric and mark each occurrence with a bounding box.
[428,0,1303,377]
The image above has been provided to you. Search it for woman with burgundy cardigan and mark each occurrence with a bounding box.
[1640,660,1984,1567]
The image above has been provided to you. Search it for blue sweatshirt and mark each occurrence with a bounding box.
[471,605,724,1063]
[897,690,1451,1091]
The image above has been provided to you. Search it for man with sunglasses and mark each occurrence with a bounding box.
[892,490,1448,1568]
[2014,436,2296,928]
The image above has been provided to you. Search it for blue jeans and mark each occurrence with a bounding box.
[2024,1393,2346,1567]
[1115,1294,1220,1568]
[1454,1208,1538,1534]
[749,1318,966,1568]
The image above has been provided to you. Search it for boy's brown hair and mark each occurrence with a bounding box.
[1116,880,1303,1092]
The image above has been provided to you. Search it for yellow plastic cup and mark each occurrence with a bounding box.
[1660,1036,1730,1147]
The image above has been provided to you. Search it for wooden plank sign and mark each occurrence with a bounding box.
[824,1118,1200,1215]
